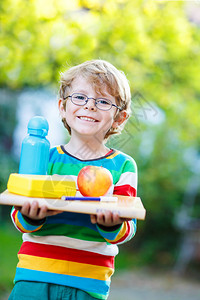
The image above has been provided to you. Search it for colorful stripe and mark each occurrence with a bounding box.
[32,222,106,242]
[97,222,128,244]
[14,268,110,298]
[113,184,136,197]
[17,254,113,281]
[11,209,43,233]
[18,242,114,268]
[111,222,131,244]
[97,220,136,245]
[105,151,119,160]
[114,171,137,190]
[22,233,119,257]
[57,146,65,154]
[110,222,129,243]
[117,219,137,245]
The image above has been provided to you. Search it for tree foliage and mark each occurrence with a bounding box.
[1,0,200,144]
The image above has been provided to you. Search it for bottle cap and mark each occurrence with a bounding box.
[27,116,49,137]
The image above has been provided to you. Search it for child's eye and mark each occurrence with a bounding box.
[72,93,87,102]
[75,95,85,100]
[97,99,110,105]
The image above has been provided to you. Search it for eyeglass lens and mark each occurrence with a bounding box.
[71,93,112,111]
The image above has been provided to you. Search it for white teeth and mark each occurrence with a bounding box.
[79,117,96,122]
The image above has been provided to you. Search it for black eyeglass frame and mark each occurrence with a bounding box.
[63,93,123,111]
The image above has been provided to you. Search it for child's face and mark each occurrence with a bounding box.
[59,76,120,140]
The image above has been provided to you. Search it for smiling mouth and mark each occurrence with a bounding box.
[78,116,99,122]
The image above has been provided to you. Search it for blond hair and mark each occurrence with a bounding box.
[59,59,131,139]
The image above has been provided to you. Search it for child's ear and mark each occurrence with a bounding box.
[112,111,128,129]
[58,99,65,117]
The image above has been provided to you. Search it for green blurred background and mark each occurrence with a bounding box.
[1,0,200,297]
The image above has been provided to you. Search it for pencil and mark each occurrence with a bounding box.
[61,196,118,202]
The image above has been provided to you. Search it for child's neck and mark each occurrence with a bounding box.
[63,136,109,160]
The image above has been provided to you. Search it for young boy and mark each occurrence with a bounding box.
[9,60,138,300]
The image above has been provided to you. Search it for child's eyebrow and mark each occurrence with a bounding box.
[70,89,87,95]
[72,89,111,98]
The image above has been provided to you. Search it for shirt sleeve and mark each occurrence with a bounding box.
[10,207,45,233]
[96,156,138,245]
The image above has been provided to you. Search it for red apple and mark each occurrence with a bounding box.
[77,166,113,197]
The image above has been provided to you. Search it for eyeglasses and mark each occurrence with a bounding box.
[63,93,122,111]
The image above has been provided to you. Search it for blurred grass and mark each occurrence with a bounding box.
[0,223,22,297]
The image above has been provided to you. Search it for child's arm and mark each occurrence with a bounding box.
[90,211,136,245]
[90,157,137,245]
[11,201,60,233]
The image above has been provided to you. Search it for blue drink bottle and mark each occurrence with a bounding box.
[19,116,50,175]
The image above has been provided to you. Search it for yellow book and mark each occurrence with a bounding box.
[7,173,76,198]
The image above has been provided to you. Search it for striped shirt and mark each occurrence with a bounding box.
[11,146,138,299]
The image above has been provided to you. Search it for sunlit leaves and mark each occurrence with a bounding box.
[0,0,200,143]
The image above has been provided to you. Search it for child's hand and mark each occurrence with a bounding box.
[15,201,61,221]
[90,211,132,227]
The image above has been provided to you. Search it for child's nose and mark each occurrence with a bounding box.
[84,99,97,111]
